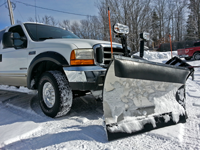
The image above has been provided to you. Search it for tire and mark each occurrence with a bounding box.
[184,57,192,61]
[193,52,200,60]
[38,71,72,118]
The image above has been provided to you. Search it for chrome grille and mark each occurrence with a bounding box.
[93,44,124,67]
[103,47,124,65]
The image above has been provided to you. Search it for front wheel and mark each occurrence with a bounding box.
[38,71,72,118]
[193,52,200,60]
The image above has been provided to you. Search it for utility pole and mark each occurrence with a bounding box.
[7,0,15,25]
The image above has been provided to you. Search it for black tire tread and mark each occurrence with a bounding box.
[38,71,72,118]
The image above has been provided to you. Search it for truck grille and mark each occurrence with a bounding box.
[103,47,124,65]
[93,44,124,67]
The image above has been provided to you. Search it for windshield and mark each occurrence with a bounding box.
[24,23,79,41]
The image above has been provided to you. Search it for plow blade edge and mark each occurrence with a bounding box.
[103,56,191,141]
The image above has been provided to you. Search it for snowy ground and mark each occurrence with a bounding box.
[0,51,200,150]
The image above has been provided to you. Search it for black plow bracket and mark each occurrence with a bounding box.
[166,56,195,80]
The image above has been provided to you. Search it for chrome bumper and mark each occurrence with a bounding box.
[63,66,106,82]
[179,55,189,58]
[63,66,106,91]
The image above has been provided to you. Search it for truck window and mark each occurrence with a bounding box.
[8,25,27,48]
[194,42,200,47]
[0,29,6,43]
[24,23,79,41]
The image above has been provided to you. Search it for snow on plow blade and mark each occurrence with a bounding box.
[103,56,192,141]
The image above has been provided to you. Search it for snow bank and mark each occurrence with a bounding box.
[0,85,36,94]
[74,117,89,124]
[133,51,178,61]
[150,123,184,142]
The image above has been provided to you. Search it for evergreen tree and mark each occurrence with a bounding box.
[186,0,200,40]
[185,14,197,40]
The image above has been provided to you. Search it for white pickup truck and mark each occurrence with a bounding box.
[0,22,126,117]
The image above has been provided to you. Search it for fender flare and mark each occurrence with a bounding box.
[27,51,69,89]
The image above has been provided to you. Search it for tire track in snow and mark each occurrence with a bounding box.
[182,120,200,149]
[187,79,200,98]
[182,78,200,149]
[0,90,48,123]
[193,73,200,90]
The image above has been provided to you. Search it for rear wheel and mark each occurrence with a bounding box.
[38,71,72,118]
[193,52,200,60]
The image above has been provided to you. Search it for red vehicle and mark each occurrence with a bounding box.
[177,41,200,60]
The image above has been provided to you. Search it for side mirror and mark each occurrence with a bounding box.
[2,32,14,48]
[2,32,26,49]
[13,33,25,48]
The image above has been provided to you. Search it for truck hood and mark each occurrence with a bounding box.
[36,38,121,49]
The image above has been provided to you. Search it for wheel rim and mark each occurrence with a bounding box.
[195,53,200,60]
[43,82,56,108]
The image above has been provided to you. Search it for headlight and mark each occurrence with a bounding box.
[140,32,150,41]
[113,23,129,35]
[70,49,94,65]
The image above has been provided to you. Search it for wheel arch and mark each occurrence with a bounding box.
[27,51,69,89]
[193,51,200,55]
[193,51,200,60]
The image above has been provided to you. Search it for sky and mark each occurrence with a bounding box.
[0,0,99,29]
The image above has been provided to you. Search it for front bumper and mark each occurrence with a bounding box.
[178,54,189,58]
[63,66,106,91]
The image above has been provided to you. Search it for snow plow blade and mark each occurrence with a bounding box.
[103,56,192,141]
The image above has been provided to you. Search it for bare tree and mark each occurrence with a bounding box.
[59,20,71,30]
[96,0,110,41]
[174,0,188,41]
[25,0,191,51]
[28,17,35,22]
[70,21,81,37]
[28,15,58,26]
[96,0,152,51]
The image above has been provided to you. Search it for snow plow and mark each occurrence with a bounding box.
[102,23,194,141]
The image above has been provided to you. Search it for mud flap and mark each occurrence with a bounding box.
[103,56,191,141]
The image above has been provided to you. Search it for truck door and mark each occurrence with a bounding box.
[0,25,28,86]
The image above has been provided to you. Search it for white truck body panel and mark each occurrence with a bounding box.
[0,22,123,88]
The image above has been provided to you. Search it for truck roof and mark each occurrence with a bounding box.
[0,22,66,31]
